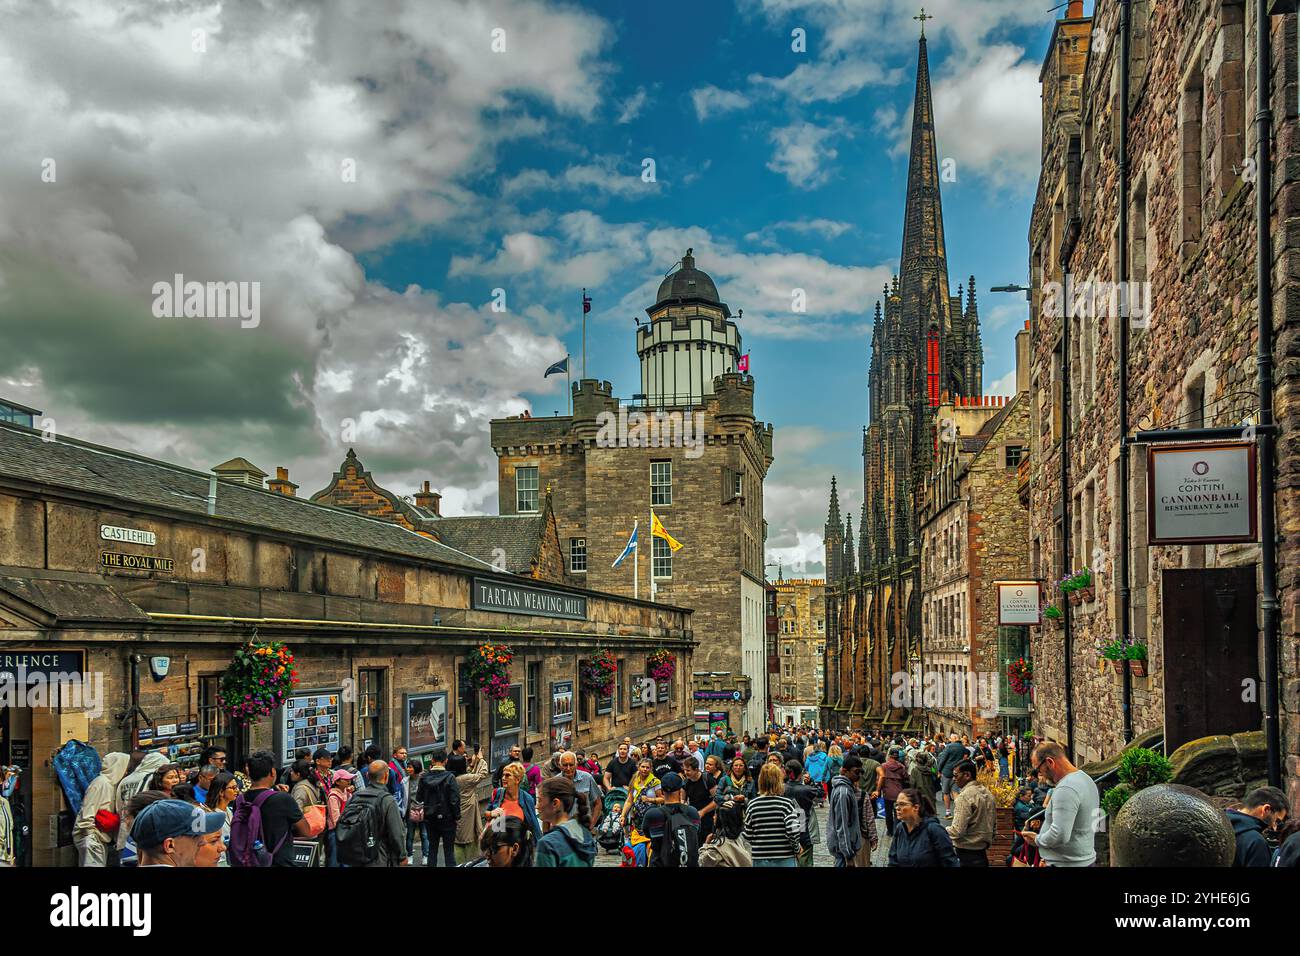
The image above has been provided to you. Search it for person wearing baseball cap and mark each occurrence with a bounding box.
[132,799,226,867]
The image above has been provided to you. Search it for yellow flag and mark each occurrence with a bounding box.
[650,510,683,552]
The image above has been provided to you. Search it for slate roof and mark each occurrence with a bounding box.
[430,515,547,575]
[0,421,499,574]
[0,574,151,624]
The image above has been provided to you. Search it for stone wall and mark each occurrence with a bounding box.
[1027,0,1300,796]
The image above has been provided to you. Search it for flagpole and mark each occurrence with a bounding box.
[581,288,587,380]
[566,353,571,416]
[633,523,638,601]
[649,507,655,603]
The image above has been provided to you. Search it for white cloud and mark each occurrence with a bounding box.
[0,0,611,507]
[766,121,846,189]
[501,155,661,200]
[987,369,1017,397]
[690,84,751,121]
[616,86,648,124]
[745,218,854,247]
[448,231,554,277]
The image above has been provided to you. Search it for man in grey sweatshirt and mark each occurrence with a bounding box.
[826,755,864,867]
[1024,741,1099,867]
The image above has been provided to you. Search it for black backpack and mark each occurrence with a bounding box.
[654,804,700,868]
[420,771,459,825]
[335,788,385,867]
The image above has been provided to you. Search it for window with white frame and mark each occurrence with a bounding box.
[516,466,539,512]
[569,537,587,573]
[651,461,672,506]
[652,536,672,578]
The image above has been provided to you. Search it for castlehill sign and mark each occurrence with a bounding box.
[1147,442,1256,545]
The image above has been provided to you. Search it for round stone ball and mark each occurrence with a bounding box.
[1110,784,1235,867]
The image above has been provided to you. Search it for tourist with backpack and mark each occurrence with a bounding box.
[415,748,460,867]
[334,760,406,867]
[642,772,700,867]
[228,750,311,867]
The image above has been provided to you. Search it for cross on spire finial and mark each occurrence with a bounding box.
[914,7,932,38]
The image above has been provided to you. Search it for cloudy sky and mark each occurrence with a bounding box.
[0,0,1059,576]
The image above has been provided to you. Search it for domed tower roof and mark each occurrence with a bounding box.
[655,248,723,308]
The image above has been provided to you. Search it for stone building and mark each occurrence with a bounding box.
[1026,0,1299,797]
[919,324,1033,739]
[773,578,826,726]
[821,30,985,732]
[491,251,775,734]
[310,448,568,583]
[0,420,693,865]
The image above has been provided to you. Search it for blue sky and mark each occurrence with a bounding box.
[0,0,1069,576]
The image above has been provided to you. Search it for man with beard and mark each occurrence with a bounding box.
[650,740,682,781]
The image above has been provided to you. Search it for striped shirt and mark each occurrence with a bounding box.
[742,794,801,860]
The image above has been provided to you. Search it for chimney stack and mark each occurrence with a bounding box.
[267,466,298,497]
[414,480,442,517]
[1067,0,1083,18]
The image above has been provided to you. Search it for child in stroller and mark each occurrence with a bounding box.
[597,786,627,852]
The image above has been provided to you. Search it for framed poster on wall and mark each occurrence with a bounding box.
[403,692,448,755]
[491,683,524,737]
[551,680,574,725]
[275,688,343,765]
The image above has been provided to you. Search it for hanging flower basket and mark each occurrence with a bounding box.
[580,650,618,697]
[218,639,299,723]
[647,648,676,682]
[1130,659,1147,677]
[1042,603,1063,622]
[467,642,514,701]
[1006,658,1033,696]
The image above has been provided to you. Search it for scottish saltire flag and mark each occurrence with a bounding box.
[544,356,569,377]
[650,510,683,552]
[612,521,638,568]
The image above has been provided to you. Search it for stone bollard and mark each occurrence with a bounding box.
[1109,784,1235,867]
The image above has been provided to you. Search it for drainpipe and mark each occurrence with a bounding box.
[1256,0,1282,789]
[1117,0,1135,744]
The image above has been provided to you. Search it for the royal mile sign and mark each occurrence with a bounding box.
[472,578,587,621]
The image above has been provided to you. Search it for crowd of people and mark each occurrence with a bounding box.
[28,723,1300,869]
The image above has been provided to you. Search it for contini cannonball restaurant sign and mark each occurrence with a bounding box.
[1147,442,1256,545]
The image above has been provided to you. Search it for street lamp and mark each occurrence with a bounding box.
[990,283,1031,300]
